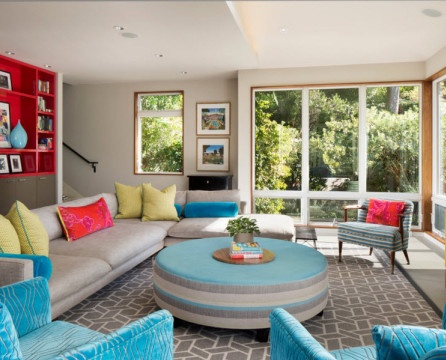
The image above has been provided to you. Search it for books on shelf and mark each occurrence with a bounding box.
[38,116,53,131]
[230,241,263,259]
[39,137,53,150]
[38,80,50,94]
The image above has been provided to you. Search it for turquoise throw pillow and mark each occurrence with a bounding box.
[174,203,183,218]
[420,346,446,360]
[0,302,23,359]
[373,325,446,360]
[0,254,52,280]
[184,202,238,218]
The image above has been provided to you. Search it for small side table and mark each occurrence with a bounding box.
[295,226,317,250]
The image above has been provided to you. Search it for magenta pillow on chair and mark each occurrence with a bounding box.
[57,197,114,241]
[366,198,405,227]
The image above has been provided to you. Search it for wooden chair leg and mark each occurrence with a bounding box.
[338,241,343,262]
[390,251,395,274]
[369,247,373,255]
[403,250,410,265]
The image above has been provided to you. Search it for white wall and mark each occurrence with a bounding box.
[237,62,426,210]
[63,78,238,196]
[426,45,446,78]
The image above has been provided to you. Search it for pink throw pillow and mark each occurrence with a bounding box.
[57,197,114,241]
[366,198,405,227]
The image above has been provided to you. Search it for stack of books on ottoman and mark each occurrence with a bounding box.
[230,241,263,259]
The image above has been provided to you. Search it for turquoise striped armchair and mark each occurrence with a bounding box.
[337,199,414,274]
[0,277,174,359]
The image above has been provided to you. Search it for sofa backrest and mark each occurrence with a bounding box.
[186,190,241,213]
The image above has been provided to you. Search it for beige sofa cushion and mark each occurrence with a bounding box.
[167,213,295,241]
[49,222,167,269]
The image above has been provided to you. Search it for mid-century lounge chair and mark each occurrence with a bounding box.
[0,277,174,359]
[337,198,414,274]
[269,307,446,360]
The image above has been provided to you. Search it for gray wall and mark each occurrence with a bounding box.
[63,78,238,196]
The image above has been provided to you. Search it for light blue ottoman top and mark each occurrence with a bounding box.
[155,237,327,286]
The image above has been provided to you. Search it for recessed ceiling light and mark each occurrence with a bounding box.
[113,26,124,31]
[180,71,188,75]
[422,8,442,17]
[121,32,138,39]
[279,27,288,33]
[154,53,164,58]
[5,51,15,55]
[43,64,52,68]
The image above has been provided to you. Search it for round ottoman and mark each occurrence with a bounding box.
[153,237,328,330]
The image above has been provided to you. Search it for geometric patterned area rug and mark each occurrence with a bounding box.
[58,237,441,360]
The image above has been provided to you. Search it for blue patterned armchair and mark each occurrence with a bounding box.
[337,199,414,274]
[270,307,446,360]
[0,277,174,359]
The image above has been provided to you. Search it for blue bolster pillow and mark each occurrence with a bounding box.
[174,203,183,217]
[0,254,53,280]
[184,202,238,218]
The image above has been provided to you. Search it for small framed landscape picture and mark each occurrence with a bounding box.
[196,102,230,135]
[0,154,9,174]
[197,137,229,172]
[9,154,22,173]
[0,102,11,148]
[0,71,12,90]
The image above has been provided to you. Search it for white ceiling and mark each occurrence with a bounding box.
[1,1,446,85]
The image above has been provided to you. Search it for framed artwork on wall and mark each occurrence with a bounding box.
[23,153,36,173]
[0,71,12,90]
[196,102,230,135]
[9,154,22,173]
[196,137,229,172]
[0,102,11,148]
[0,154,9,174]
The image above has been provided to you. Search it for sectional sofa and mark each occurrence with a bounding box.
[0,189,295,319]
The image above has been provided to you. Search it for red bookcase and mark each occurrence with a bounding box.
[0,54,57,213]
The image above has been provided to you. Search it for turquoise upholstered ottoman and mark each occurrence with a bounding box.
[153,237,328,333]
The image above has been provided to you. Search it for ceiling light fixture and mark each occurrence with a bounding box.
[181,71,188,75]
[154,53,164,58]
[5,51,15,55]
[121,32,138,39]
[43,64,52,68]
[422,8,442,17]
[113,26,124,31]
[279,27,288,33]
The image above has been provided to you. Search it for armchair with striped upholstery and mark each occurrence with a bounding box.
[337,199,414,274]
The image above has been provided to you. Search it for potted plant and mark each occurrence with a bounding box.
[226,216,260,243]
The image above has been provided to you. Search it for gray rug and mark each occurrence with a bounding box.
[58,238,441,359]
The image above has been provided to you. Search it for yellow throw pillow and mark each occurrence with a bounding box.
[0,215,21,254]
[6,201,49,256]
[115,182,143,219]
[142,184,179,221]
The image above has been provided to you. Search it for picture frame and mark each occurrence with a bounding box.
[196,137,229,172]
[0,71,12,90]
[22,153,36,173]
[9,154,22,173]
[0,102,11,148]
[0,154,9,174]
[196,102,230,135]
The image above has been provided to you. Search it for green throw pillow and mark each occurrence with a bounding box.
[115,182,143,219]
[142,184,179,221]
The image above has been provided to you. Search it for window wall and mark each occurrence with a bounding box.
[134,91,184,175]
[432,76,446,237]
[253,84,421,226]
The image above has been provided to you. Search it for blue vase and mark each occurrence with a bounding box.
[10,120,28,149]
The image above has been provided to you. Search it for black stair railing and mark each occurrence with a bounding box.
[63,142,98,173]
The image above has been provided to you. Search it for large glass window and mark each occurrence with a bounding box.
[254,90,302,214]
[253,84,421,225]
[309,88,359,191]
[134,92,183,174]
[366,86,420,192]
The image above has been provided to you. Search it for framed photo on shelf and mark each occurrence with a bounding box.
[196,102,230,135]
[196,137,229,172]
[0,71,12,90]
[22,153,36,173]
[0,154,9,174]
[0,102,11,148]
[9,154,22,173]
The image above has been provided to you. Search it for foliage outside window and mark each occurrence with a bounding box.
[254,84,420,224]
[135,92,183,174]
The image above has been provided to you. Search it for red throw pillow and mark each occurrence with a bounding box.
[366,198,405,227]
[57,197,114,241]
